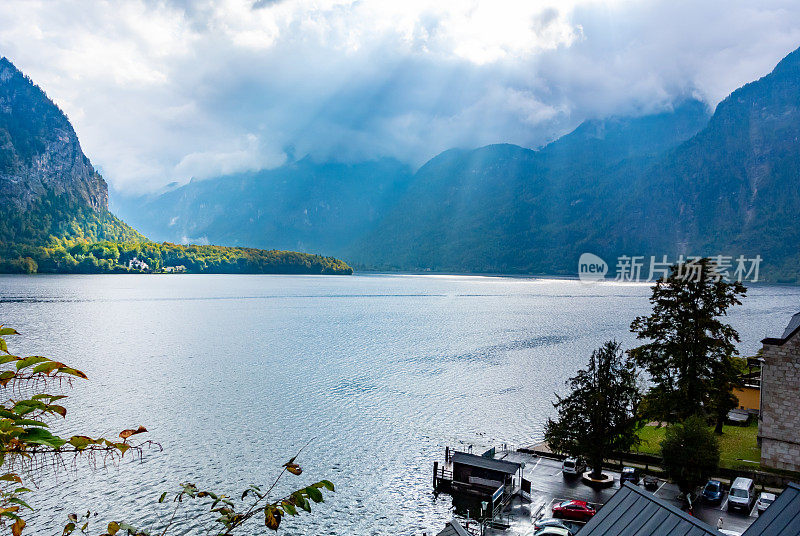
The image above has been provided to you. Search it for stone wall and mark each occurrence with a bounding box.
[759,333,800,472]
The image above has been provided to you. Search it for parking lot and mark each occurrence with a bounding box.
[479,452,759,535]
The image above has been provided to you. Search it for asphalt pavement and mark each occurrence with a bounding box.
[488,452,759,536]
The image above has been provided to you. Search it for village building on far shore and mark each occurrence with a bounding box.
[127,257,149,271]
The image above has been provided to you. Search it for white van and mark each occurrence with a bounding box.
[728,477,756,512]
[561,458,586,476]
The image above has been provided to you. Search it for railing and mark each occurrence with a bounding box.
[435,466,452,481]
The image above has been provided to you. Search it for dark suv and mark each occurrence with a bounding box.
[620,467,640,485]
[702,480,724,504]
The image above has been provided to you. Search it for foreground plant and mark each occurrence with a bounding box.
[0,325,155,535]
[0,326,332,535]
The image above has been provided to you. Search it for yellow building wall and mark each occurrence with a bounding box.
[733,386,760,411]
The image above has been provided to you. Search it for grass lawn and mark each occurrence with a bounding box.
[635,422,761,470]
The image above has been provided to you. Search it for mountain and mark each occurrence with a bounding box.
[0,56,143,246]
[622,47,800,282]
[106,46,800,282]
[352,46,800,282]
[113,158,414,256]
[116,99,710,271]
[347,99,711,273]
[0,58,352,275]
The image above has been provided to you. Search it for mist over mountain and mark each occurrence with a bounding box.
[112,158,414,255]
[347,99,712,273]
[117,97,712,272]
[0,58,352,275]
[85,46,800,282]
[623,46,800,281]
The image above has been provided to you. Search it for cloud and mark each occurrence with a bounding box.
[0,0,799,193]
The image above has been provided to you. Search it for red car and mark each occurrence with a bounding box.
[552,500,597,522]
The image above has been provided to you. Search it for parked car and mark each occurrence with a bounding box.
[562,458,586,476]
[643,475,659,491]
[620,466,641,485]
[552,500,597,522]
[756,492,776,514]
[533,518,578,533]
[533,527,571,536]
[702,480,724,504]
[727,477,756,513]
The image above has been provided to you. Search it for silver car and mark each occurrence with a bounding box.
[562,457,586,476]
[756,492,776,514]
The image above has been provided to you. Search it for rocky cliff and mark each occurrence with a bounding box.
[0,57,107,211]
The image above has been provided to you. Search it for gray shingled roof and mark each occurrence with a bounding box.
[451,452,521,475]
[578,482,720,536]
[781,313,800,340]
[436,519,471,536]
[742,483,800,536]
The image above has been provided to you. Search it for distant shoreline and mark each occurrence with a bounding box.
[351,270,797,287]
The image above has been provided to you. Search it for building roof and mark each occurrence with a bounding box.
[783,313,800,339]
[436,519,471,536]
[742,482,800,536]
[763,312,800,345]
[578,482,720,536]
[451,452,521,475]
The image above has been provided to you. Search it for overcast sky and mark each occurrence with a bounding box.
[1,0,799,193]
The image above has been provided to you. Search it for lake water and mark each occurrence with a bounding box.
[0,274,798,535]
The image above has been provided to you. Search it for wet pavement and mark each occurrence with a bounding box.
[474,452,759,536]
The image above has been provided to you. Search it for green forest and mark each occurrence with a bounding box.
[0,194,353,275]
[0,241,352,275]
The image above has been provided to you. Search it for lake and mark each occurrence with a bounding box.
[0,274,798,535]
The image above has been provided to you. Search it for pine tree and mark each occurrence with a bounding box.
[544,340,641,479]
[630,258,746,426]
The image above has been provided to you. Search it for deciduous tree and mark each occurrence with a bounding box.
[660,416,720,498]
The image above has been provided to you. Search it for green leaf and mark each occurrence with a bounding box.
[15,419,48,428]
[16,355,49,370]
[68,436,92,450]
[0,371,14,387]
[0,327,19,336]
[20,427,67,448]
[0,338,7,354]
[58,367,87,379]
[32,361,63,375]
[158,492,168,503]
[107,521,120,535]
[7,497,32,510]
[306,486,324,503]
[291,491,311,512]
[281,501,298,516]
[320,480,335,491]
[31,394,67,402]
[118,523,139,533]
[0,355,19,365]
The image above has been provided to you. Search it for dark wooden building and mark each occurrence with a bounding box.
[450,452,521,497]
